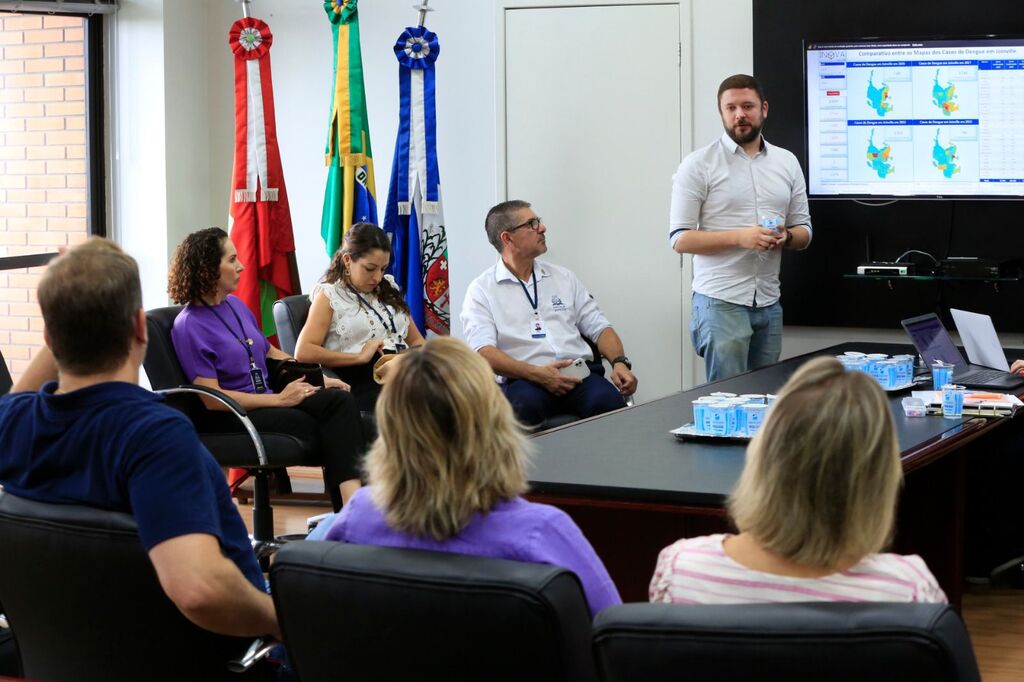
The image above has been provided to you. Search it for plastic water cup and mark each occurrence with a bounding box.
[742,404,768,436]
[942,384,965,419]
[708,402,730,436]
[876,359,899,390]
[932,362,953,391]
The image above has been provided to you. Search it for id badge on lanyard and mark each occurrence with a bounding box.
[250,363,267,393]
[518,268,547,338]
[530,311,547,339]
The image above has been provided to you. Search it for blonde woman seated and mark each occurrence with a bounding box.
[650,356,947,604]
[295,223,424,412]
[322,337,621,616]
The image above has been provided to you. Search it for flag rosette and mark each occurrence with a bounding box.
[394,26,440,70]
[324,0,358,24]
[229,17,272,60]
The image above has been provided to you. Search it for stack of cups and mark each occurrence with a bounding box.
[692,393,771,437]
[932,361,953,391]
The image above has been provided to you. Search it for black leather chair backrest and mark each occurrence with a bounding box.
[144,305,189,391]
[593,602,980,682]
[270,541,598,682]
[273,294,312,357]
[0,346,12,395]
[0,491,256,682]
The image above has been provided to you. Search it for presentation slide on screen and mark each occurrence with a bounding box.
[805,39,1024,197]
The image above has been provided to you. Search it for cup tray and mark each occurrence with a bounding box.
[670,423,752,443]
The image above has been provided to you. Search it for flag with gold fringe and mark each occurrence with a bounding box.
[228,16,297,339]
[321,0,377,257]
[382,24,450,335]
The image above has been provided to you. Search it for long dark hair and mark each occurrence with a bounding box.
[324,223,410,314]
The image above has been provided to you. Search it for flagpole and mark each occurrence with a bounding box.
[236,0,252,19]
[413,1,433,27]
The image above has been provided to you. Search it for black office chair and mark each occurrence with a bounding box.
[592,602,980,682]
[0,346,12,395]
[272,294,310,358]
[270,542,598,682]
[0,491,270,682]
[144,305,336,548]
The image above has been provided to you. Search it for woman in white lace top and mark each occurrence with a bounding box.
[296,223,424,411]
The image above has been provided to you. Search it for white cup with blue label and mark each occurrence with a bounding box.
[942,383,965,419]
[932,361,953,391]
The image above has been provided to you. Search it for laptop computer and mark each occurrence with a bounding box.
[900,312,1024,391]
[949,308,1016,371]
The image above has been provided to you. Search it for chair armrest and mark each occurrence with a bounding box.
[155,385,268,466]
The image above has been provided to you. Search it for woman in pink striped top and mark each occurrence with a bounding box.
[650,356,946,604]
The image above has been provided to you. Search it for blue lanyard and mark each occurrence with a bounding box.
[516,268,539,311]
[203,299,257,367]
[352,288,397,334]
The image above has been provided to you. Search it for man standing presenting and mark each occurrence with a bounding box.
[670,74,812,382]
[0,239,280,644]
[461,200,637,426]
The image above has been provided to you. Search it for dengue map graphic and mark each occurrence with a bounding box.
[931,128,960,178]
[865,128,895,178]
[931,69,960,116]
[865,70,893,115]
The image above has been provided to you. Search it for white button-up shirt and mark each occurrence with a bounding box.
[668,133,812,307]
[461,259,612,379]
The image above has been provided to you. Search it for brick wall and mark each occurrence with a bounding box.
[0,13,89,381]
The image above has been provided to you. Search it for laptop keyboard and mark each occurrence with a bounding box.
[957,368,1009,384]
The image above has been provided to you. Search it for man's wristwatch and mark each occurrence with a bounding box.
[611,355,632,370]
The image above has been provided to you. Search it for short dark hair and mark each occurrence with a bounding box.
[38,238,142,375]
[717,74,766,107]
[484,200,531,254]
[167,227,228,305]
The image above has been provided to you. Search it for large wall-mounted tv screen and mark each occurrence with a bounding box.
[805,37,1024,199]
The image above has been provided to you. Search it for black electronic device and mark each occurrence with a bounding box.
[941,257,1020,279]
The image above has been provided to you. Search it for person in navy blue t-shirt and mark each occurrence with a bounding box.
[0,239,279,641]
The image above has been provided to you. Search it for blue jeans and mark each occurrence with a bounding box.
[690,292,782,383]
[502,362,625,427]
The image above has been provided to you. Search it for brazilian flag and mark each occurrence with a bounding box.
[321,0,377,256]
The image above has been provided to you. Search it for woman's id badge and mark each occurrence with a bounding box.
[250,364,267,393]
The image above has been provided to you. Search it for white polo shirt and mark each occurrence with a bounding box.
[460,258,612,378]
[668,133,812,308]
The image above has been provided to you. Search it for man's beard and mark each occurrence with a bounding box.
[725,119,762,145]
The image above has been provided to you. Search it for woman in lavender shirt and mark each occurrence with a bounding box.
[651,356,946,605]
[168,228,366,510]
[322,337,621,616]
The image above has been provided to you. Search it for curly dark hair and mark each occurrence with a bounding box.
[167,227,229,304]
[324,223,410,314]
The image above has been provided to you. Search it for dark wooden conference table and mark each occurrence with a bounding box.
[526,342,1017,608]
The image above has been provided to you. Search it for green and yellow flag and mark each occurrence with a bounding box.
[321,0,378,256]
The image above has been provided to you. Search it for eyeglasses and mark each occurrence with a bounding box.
[506,217,543,233]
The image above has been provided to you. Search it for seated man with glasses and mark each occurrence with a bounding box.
[461,200,637,427]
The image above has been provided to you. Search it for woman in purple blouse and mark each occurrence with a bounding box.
[323,337,621,616]
[167,227,366,510]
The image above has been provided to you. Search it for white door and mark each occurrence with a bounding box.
[504,3,684,401]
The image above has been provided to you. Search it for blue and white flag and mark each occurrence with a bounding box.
[383,25,450,335]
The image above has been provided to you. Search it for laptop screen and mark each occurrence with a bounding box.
[901,314,967,369]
